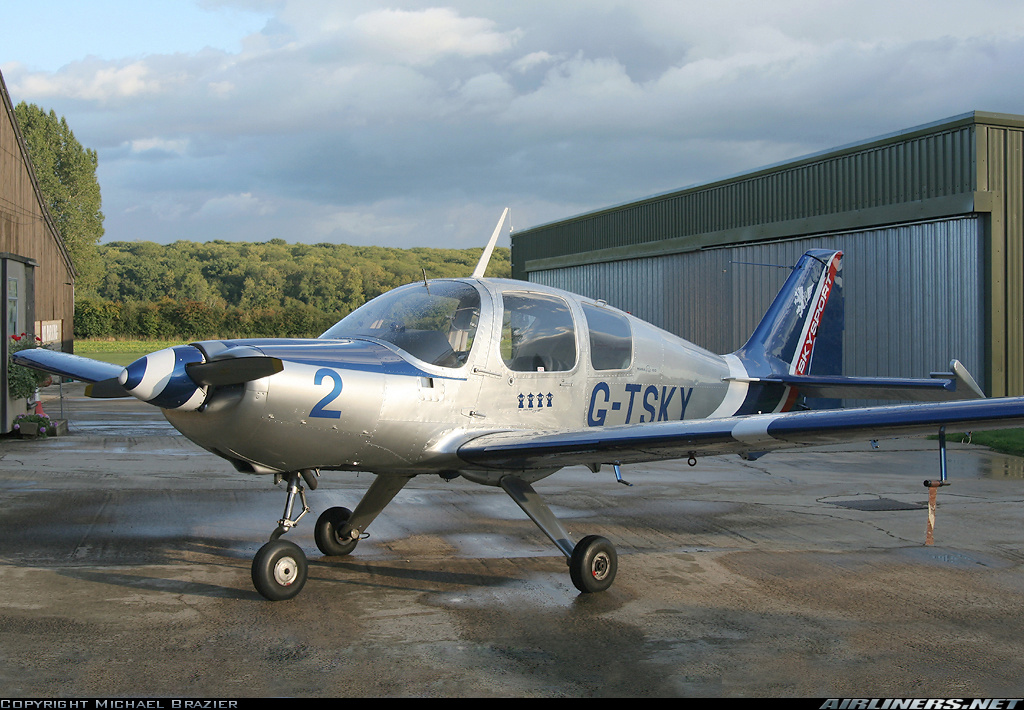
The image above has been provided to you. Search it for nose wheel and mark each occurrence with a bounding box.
[251,470,313,601]
[251,539,308,601]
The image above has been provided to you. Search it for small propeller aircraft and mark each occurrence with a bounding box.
[15,209,1024,600]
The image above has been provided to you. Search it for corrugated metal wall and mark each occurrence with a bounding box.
[979,124,1024,396]
[513,120,978,274]
[531,217,985,388]
[515,112,1024,396]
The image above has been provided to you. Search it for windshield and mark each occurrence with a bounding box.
[321,281,481,368]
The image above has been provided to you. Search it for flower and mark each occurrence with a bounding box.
[7,335,49,400]
[12,413,53,437]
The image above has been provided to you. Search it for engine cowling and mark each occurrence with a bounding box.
[119,345,208,411]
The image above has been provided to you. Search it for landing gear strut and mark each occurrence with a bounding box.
[252,470,315,600]
[250,471,414,601]
[499,474,619,594]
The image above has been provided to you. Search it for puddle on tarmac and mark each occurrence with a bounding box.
[980,455,1024,480]
[899,545,1010,570]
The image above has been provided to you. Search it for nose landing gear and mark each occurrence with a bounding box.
[251,470,316,601]
[249,471,414,601]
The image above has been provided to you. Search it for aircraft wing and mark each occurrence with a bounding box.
[12,348,124,383]
[456,396,1024,470]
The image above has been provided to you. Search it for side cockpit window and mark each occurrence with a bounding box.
[321,281,481,368]
[501,292,577,372]
[582,302,632,370]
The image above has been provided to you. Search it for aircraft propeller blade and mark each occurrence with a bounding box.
[84,378,130,399]
[185,357,284,387]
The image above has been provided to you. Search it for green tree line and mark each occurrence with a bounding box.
[76,240,511,339]
[14,102,104,293]
[14,101,513,341]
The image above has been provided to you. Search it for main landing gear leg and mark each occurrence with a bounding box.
[314,474,414,557]
[499,475,618,594]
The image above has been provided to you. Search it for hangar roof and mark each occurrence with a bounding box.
[512,111,1024,280]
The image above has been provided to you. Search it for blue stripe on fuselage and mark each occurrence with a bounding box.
[203,338,467,381]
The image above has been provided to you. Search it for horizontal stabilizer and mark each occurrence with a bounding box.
[185,357,284,387]
[11,348,124,384]
[733,359,986,402]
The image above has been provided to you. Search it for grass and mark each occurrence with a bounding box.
[74,339,188,366]
[942,429,1024,458]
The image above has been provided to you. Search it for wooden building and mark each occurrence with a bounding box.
[0,69,76,431]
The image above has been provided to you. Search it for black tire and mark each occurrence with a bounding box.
[314,506,359,557]
[251,539,308,601]
[569,535,617,593]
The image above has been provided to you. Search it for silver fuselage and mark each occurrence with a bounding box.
[164,279,736,484]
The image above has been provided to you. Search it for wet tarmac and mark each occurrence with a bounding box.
[2,384,1024,696]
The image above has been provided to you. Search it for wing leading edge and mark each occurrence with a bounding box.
[12,348,124,383]
[456,396,1024,470]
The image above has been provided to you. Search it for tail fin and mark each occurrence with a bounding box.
[724,250,844,414]
[724,249,983,414]
[734,249,844,378]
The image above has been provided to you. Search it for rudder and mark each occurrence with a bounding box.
[727,249,844,413]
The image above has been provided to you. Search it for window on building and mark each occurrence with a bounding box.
[7,278,18,336]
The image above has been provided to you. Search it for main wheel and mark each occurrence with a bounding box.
[252,539,308,601]
[314,506,360,556]
[569,535,617,593]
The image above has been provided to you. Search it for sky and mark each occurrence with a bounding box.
[4,0,1024,251]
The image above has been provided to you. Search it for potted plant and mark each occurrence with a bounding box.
[12,412,52,438]
[8,333,48,400]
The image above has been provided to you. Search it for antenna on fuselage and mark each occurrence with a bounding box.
[471,207,509,279]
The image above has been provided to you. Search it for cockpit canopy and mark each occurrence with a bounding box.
[321,281,481,368]
[321,278,635,373]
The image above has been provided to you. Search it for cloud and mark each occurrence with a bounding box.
[197,192,276,218]
[351,7,522,65]
[130,137,189,157]
[510,51,561,74]
[13,59,161,101]
[6,1,1024,250]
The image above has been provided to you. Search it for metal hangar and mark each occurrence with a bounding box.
[511,111,1024,398]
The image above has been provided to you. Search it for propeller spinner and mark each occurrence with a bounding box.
[119,345,209,410]
[111,345,285,411]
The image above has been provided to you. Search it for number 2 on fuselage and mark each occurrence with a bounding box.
[310,368,343,419]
